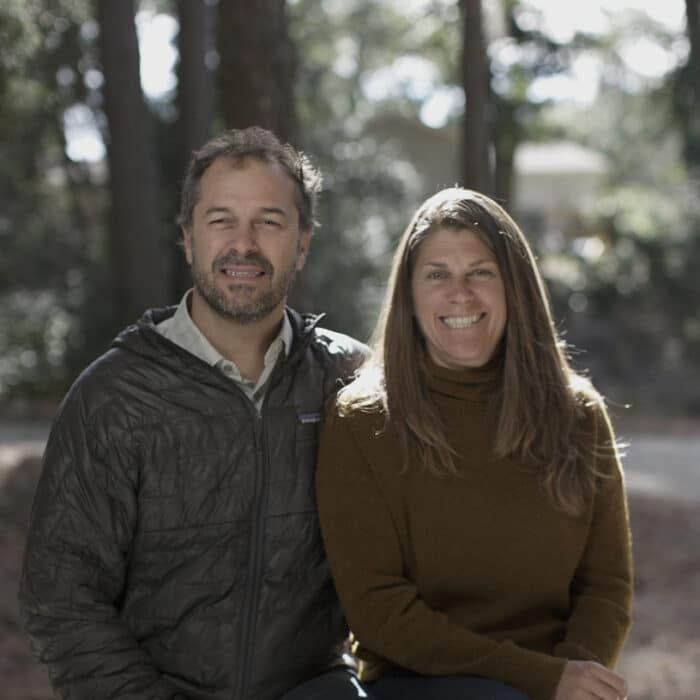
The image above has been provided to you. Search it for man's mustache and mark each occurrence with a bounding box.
[213,252,273,274]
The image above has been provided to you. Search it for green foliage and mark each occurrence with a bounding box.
[0,0,106,398]
[0,2,41,79]
[540,79,700,413]
[522,6,700,416]
[289,0,447,338]
[547,185,700,415]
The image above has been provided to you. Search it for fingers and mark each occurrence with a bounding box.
[555,660,628,700]
[586,664,627,700]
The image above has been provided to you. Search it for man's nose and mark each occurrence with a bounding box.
[228,222,259,254]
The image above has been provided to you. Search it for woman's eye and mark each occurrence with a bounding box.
[427,270,447,280]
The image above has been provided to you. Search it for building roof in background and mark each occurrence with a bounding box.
[515,141,608,175]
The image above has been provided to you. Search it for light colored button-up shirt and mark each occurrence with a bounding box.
[156,290,293,412]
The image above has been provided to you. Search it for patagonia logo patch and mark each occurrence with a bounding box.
[298,411,322,424]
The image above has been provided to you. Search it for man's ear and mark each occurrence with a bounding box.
[182,226,193,265]
[296,229,312,271]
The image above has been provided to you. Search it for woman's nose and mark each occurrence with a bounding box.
[447,279,474,302]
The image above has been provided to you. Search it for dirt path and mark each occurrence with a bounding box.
[622,433,700,504]
[618,493,700,700]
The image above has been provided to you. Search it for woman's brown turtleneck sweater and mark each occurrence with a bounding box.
[316,362,632,700]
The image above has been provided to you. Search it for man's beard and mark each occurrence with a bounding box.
[191,249,299,325]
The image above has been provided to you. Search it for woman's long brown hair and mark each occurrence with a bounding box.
[338,188,609,515]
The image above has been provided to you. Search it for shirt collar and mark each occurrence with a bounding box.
[157,289,293,369]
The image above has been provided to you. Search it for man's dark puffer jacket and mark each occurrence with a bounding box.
[19,306,367,700]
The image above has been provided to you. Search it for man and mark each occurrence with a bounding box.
[19,127,368,700]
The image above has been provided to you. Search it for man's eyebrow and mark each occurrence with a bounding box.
[259,206,288,217]
[203,205,231,217]
[202,205,290,219]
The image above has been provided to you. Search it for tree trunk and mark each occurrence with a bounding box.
[493,135,515,206]
[216,0,313,310]
[687,0,700,66]
[174,0,215,297]
[679,0,700,174]
[460,0,492,194]
[216,0,298,143]
[96,0,169,327]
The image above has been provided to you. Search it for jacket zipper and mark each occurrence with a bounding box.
[234,319,317,698]
[236,396,270,700]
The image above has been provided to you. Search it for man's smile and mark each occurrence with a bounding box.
[221,268,266,279]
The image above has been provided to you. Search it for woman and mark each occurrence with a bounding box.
[316,188,632,700]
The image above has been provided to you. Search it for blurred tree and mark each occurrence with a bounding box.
[536,7,700,414]
[674,0,700,177]
[489,0,602,206]
[288,0,420,334]
[96,0,170,328]
[173,0,215,296]
[0,0,106,398]
[216,0,297,142]
[459,0,491,193]
[555,185,700,415]
[216,0,309,307]
[1,0,697,418]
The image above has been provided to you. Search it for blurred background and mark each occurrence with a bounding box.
[0,0,699,414]
[0,1,698,698]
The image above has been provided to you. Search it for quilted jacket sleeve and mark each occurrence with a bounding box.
[18,391,186,700]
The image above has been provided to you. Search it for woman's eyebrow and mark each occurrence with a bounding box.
[467,258,496,268]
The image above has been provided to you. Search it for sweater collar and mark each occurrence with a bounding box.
[425,353,502,402]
